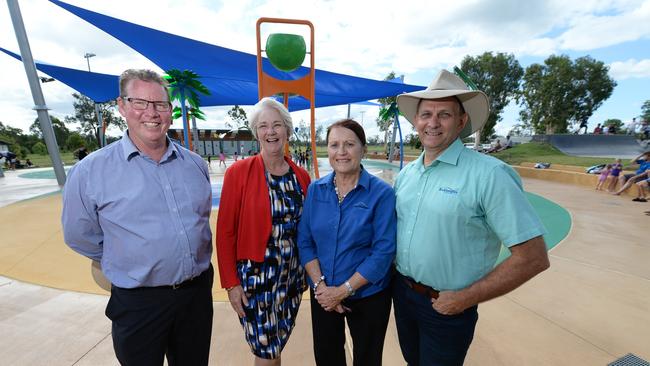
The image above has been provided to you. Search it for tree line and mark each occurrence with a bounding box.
[378,52,637,143]
[0,93,124,159]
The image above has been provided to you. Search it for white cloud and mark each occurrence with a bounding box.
[558,1,650,50]
[609,58,650,79]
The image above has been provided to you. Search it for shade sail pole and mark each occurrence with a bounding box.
[7,0,66,186]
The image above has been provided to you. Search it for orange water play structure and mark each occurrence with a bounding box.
[256,18,319,178]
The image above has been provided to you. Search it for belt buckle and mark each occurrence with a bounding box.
[172,282,181,290]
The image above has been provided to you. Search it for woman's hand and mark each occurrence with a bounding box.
[315,285,348,311]
[227,285,249,318]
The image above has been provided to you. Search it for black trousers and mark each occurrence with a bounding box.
[310,287,392,366]
[106,265,214,366]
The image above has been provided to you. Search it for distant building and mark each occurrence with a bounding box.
[167,128,258,157]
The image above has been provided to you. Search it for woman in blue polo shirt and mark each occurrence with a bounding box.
[297,119,396,366]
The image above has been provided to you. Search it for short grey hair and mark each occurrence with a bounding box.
[248,97,293,140]
[119,69,168,97]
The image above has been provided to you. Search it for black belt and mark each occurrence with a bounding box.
[118,265,211,291]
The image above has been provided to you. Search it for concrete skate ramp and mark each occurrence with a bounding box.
[532,134,646,158]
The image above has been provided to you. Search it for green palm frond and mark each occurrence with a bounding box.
[378,102,400,121]
[164,68,211,122]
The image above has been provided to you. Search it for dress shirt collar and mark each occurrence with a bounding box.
[318,165,370,191]
[120,131,179,162]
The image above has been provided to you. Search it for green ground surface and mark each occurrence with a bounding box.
[23,152,77,167]
[491,142,626,167]
[497,192,571,263]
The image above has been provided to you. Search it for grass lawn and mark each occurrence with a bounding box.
[313,144,422,157]
[491,142,624,167]
[23,152,77,167]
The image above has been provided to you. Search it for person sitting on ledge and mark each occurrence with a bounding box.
[612,151,650,197]
[486,139,501,153]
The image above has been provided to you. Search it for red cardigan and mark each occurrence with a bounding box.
[216,154,311,288]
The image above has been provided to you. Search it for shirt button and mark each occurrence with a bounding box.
[166,185,171,190]
[179,230,184,235]
[172,208,177,212]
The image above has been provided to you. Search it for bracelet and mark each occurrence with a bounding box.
[344,281,355,296]
[313,275,325,291]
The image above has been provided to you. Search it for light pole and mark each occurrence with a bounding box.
[83,52,104,147]
[83,52,95,72]
[359,111,365,127]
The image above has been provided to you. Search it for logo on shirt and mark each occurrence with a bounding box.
[438,187,458,195]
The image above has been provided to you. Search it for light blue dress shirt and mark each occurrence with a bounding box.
[62,132,213,288]
[395,139,546,291]
[298,168,396,299]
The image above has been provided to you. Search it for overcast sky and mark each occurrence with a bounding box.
[1,0,649,141]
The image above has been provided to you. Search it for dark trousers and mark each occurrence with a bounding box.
[106,265,214,366]
[392,271,478,366]
[310,287,391,366]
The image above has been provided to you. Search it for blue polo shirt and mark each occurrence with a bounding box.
[297,168,396,299]
[395,139,546,291]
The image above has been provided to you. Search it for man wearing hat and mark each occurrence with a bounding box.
[392,70,550,365]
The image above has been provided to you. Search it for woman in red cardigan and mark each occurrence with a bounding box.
[216,97,310,365]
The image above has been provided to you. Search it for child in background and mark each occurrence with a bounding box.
[608,158,623,192]
[596,164,612,190]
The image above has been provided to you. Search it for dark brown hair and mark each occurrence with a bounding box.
[326,119,366,146]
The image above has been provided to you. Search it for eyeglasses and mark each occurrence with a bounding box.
[123,97,172,112]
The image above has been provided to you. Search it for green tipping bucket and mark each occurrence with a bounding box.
[266,33,306,72]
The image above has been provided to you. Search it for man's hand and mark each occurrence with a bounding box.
[227,285,249,318]
[431,290,473,315]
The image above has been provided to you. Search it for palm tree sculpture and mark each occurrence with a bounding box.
[378,101,404,169]
[164,69,211,150]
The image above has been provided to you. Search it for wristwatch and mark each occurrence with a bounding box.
[344,281,355,296]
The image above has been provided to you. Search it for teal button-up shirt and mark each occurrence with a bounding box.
[395,139,545,291]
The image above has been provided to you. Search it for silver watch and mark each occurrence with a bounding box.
[344,281,355,296]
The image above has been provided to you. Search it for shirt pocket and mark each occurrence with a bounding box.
[347,202,372,244]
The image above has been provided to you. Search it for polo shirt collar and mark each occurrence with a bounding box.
[120,130,179,162]
[417,138,464,170]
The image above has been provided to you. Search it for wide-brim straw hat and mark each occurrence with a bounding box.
[397,69,490,138]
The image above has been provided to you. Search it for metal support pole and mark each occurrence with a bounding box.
[191,114,199,153]
[95,104,105,147]
[7,0,65,186]
[388,117,398,163]
[84,52,104,148]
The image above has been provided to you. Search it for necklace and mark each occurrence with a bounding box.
[333,174,357,204]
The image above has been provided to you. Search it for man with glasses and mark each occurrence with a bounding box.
[62,69,214,365]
